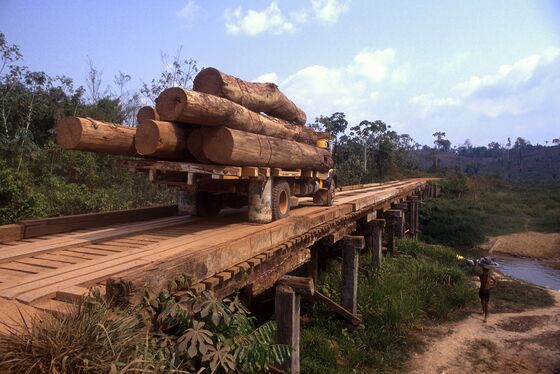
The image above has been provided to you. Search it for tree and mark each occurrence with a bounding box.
[314,112,348,163]
[553,138,560,146]
[140,47,198,103]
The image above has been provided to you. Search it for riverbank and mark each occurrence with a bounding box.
[480,231,560,259]
[406,277,560,373]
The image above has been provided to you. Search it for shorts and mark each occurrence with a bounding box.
[479,288,490,301]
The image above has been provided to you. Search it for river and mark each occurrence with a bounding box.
[491,253,560,291]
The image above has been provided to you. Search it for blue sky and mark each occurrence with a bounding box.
[1,0,559,146]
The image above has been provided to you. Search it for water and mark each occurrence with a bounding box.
[490,253,560,291]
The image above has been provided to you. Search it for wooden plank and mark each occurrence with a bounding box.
[0,215,192,264]
[21,204,178,238]
[241,166,259,177]
[118,159,243,177]
[0,262,42,274]
[272,168,301,177]
[0,224,23,242]
[313,291,362,326]
[14,259,150,304]
[35,253,80,264]
[55,286,90,303]
[16,257,65,269]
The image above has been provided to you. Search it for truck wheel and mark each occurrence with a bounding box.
[197,192,222,217]
[272,181,290,220]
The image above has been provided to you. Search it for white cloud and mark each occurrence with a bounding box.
[277,48,405,123]
[349,49,395,82]
[177,1,201,27]
[224,0,350,36]
[409,94,458,117]
[311,0,350,24]
[255,72,279,84]
[225,2,294,36]
[410,47,560,121]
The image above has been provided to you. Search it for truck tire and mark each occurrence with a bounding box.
[272,181,291,220]
[197,192,222,217]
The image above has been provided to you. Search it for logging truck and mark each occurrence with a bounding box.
[119,147,336,224]
[56,68,335,223]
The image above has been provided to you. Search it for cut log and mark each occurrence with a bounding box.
[193,127,333,171]
[155,88,320,144]
[186,128,211,164]
[56,116,137,157]
[193,67,307,125]
[135,120,193,160]
[136,106,160,123]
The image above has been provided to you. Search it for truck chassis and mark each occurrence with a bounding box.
[119,159,336,223]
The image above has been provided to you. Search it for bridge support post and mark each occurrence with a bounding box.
[407,196,419,239]
[248,177,273,223]
[384,210,401,256]
[370,219,385,269]
[275,276,314,374]
[341,235,364,315]
[308,245,320,283]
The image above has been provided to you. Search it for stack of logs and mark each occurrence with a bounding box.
[56,68,333,171]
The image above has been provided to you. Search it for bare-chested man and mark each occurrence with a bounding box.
[477,267,497,323]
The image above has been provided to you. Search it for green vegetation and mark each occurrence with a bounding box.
[0,290,289,373]
[420,176,560,247]
[300,239,476,373]
[0,33,182,224]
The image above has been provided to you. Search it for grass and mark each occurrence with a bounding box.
[300,239,476,373]
[0,301,163,373]
[491,277,556,313]
[420,177,560,247]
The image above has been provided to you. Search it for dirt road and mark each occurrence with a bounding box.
[406,290,560,373]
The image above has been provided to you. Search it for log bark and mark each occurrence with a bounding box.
[192,127,333,171]
[135,120,193,160]
[155,88,320,144]
[56,116,137,157]
[136,106,160,123]
[193,67,307,125]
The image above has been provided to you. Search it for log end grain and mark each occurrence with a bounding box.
[187,128,212,164]
[56,116,84,149]
[135,120,160,155]
[136,106,159,123]
[155,87,189,121]
[193,67,224,97]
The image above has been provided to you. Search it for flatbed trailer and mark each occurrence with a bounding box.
[119,159,336,223]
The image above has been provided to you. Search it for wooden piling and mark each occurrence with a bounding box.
[275,284,300,373]
[341,235,364,315]
[370,219,385,269]
[275,276,314,373]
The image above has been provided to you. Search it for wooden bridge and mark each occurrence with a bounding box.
[0,178,437,371]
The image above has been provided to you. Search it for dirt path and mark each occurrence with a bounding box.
[406,291,560,373]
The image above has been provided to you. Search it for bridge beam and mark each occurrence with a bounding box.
[341,235,364,315]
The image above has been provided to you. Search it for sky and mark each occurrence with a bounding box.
[1,0,559,146]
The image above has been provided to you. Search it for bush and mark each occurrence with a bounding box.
[0,161,43,224]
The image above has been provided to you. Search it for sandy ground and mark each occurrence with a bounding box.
[406,289,560,374]
[480,231,560,259]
